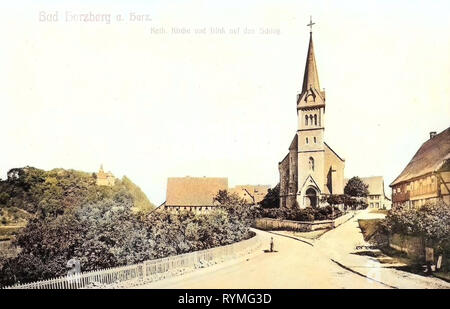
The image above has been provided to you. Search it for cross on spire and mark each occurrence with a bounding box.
[301,16,320,94]
[307,16,315,33]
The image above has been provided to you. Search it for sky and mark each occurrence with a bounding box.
[1,0,449,205]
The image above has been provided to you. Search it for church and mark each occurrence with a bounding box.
[279,22,345,209]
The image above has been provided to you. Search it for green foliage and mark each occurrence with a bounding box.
[383,201,450,243]
[322,194,368,210]
[121,176,155,213]
[0,192,10,205]
[259,206,342,221]
[0,167,154,218]
[259,184,279,209]
[322,194,343,206]
[0,207,30,226]
[0,189,255,287]
[213,190,237,205]
[212,189,259,239]
[344,176,369,197]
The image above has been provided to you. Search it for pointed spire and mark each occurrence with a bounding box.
[301,31,320,94]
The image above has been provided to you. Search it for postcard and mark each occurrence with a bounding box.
[0,0,449,296]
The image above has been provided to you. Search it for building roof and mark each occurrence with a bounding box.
[390,127,450,187]
[302,32,320,94]
[166,177,228,206]
[230,185,271,204]
[324,142,345,162]
[344,176,386,196]
[362,176,385,196]
[289,134,298,150]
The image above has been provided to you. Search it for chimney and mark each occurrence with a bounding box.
[430,131,437,139]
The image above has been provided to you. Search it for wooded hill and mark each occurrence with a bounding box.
[0,166,155,224]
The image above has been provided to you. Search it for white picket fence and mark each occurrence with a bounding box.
[2,234,261,289]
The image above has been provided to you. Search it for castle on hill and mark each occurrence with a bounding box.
[96,165,115,187]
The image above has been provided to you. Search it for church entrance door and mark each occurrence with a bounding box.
[305,188,317,208]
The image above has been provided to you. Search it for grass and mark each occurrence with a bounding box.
[358,219,383,241]
[433,272,450,283]
[357,219,450,282]
[369,209,389,215]
[0,225,25,240]
[0,207,31,226]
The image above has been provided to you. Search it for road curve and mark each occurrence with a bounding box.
[135,228,388,289]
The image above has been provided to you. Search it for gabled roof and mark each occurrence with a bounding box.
[279,134,297,165]
[299,175,322,194]
[166,177,228,206]
[289,134,298,150]
[390,127,450,187]
[230,185,271,204]
[345,176,385,196]
[324,142,345,162]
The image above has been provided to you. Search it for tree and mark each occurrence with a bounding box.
[0,192,10,205]
[121,176,155,213]
[259,184,280,209]
[344,176,369,197]
[322,194,343,206]
[213,190,256,239]
[213,190,245,206]
[0,167,257,287]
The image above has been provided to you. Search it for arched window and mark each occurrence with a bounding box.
[310,115,313,125]
[305,115,308,125]
[308,157,314,171]
[314,114,317,125]
[306,137,309,144]
[314,137,317,143]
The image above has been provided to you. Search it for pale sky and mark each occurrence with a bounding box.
[1,0,449,205]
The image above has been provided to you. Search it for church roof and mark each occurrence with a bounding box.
[166,177,228,206]
[390,127,450,187]
[324,142,345,162]
[301,32,320,94]
[289,134,298,150]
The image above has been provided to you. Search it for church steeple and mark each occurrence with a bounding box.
[301,31,320,94]
[297,17,325,108]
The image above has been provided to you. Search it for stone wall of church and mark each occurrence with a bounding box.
[279,154,290,208]
[324,146,345,195]
[287,146,298,208]
[297,151,325,195]
[279,148,298,209]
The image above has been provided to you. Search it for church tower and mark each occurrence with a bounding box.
[295,25,326,208]
[279,18,345,209]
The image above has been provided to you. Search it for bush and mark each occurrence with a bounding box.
[0,199,255,287]
[259,206,342,222]
[383,201,450,243]
[259,184,279,209]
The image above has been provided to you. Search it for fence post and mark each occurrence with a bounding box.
[4,232,261,289]
[142,262,147,281]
